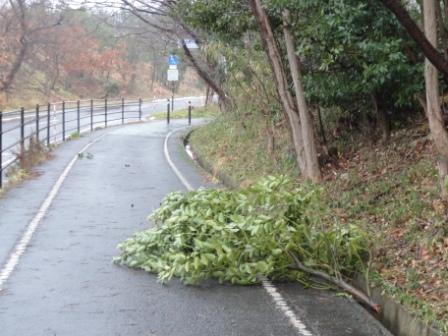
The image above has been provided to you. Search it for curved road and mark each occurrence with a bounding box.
[1,96,205,171]
[0,120,392,336]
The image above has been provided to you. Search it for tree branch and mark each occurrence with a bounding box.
[287,250,380,313]
[379,0,448,79]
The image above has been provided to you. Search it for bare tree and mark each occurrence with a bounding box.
[0,0,28,100]
[116,0,229,106]
[0,0,62,107]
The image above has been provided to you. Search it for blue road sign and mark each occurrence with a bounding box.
[168,55,178,66]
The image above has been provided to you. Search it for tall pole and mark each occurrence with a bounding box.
[188,101,192,125]
[121,97,125,124]
[20,107,25,155]
[104,97,108,127]
[90,99,93,132]
[171,82,174,113]
[0,112,3,189]
[167,99,170,124]
[139,98,142,121]
[77,100,80,134]
[35,104,40,143]
[62,101,66,141]
[47,103,51,147]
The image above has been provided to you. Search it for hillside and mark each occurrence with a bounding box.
[190,112,448,333]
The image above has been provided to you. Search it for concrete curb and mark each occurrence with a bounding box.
[354,277,442,336]
[183,129,444,336]
[182,130,239,189]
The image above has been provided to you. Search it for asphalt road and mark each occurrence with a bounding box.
[0,120,393,336]
[0,96,205,170]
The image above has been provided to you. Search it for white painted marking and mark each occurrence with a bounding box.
[0,134,106,291]
[3,116,29,122]
[163,128,314,336]
[2,157,15,169]
[185,144,195,160]
[164,128,195,192]
[262,279,314,336]
[2,112,60,123]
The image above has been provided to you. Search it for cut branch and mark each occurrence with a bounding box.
[287,250,380,313]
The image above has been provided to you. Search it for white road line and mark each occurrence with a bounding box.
[0,134,107,291]
[163,128,314,336]
[164,128,195,192]
[2,157,15,169]
[262,279,313,336]
[185,144,195,160]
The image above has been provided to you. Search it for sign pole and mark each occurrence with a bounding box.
[167,54,179,114]
[171,82,174,113]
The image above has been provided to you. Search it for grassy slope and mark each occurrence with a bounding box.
[190,113,448,332]
[148,105,219,121]
[190,113,299,185]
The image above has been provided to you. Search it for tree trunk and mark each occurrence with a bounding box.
[50,58,60,91]
[372,94,391,144]
[181,40,230,109]
[316,106,328,149]
[416,93,428,117]
[424,0,448,197]
[0,0,28,97]
[283,10,321,182]
[435,0,448,59]
[380,0,448,80]
[205,85,213,105]
[150,65,155,92]
[248,0,307,175]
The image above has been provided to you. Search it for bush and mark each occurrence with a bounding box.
[115,176,370,285]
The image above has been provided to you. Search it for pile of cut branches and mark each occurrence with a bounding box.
[115,176,376,308]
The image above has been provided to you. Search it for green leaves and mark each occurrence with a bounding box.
[283,0,423,111]
[115,176,370,286]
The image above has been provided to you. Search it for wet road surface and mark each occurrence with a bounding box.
[1,96,204,171]
[0,120,392,336]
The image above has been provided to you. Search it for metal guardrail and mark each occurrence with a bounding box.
[0,96,197,189]
[0,97,144,189]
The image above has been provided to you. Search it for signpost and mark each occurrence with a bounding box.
[167,68,179,81]
[183,39,199,49]
[167,54,179,117]
[168,55,178,66]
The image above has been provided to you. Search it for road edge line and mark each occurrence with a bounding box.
[163,128,314,336]
[164,128,195,192]
[0,133,107,291]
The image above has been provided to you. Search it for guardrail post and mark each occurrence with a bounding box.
[20,107,25,155]
[121,97,125,124]
[0,111,3,189]
[188,101,192,125]
[77,100,80,133]
[105,97,108,127]
[139,98,142,121]
[62,101,66,141]
[35,104,40,143]
[90,99,93,132]
[47,103,50,147]
[167,99,170,124]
